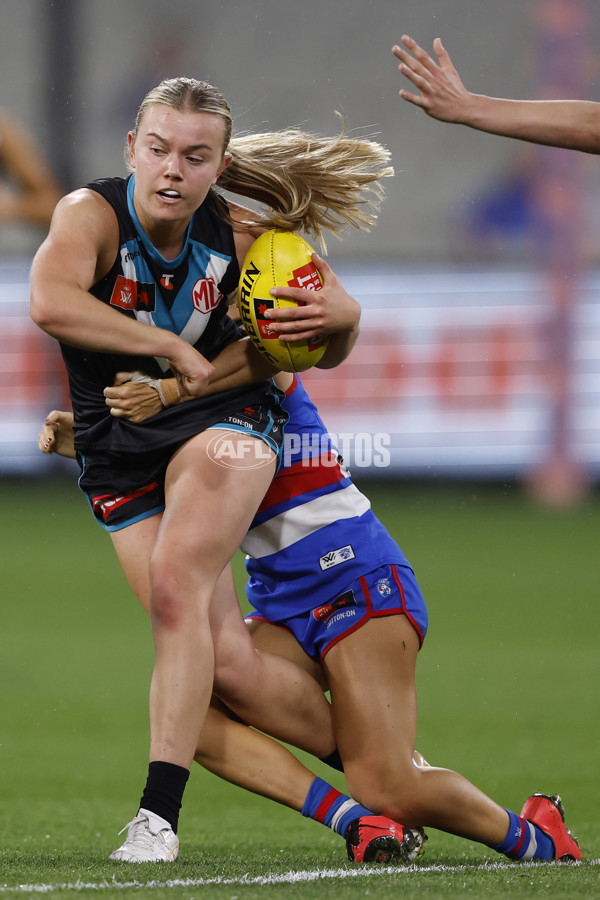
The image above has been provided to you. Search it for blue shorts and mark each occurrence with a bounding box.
[246,563,428,661]
[78,402,286,532]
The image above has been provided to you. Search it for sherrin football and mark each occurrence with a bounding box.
[237,230,330,373]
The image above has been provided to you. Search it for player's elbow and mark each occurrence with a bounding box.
[30,289,59,334]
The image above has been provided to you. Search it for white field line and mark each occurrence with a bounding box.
[0,859,597,893]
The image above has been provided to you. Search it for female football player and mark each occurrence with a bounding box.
[29,75,393,861]
[40,361,581,866]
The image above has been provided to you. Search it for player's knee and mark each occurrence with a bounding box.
[149,561,192,629]
[213,644,258,705]
[345,755,423,823]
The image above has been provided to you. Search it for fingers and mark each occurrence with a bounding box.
[311,252,330,279]
[276,329,325,344]
[38,425,55,453]
[113,371,134,386]
[432,37,452,68]
[394,35,435,74]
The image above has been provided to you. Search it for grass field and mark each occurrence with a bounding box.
[1,474,598,899]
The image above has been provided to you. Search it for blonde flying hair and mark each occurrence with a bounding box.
[132,77,393,250]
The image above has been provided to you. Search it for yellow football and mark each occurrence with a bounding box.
[237,230,329,373]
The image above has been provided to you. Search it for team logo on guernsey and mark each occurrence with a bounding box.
[375,578,392,597]
[192,277,222,314]
[313,589,356,623]
[110,275,156,311]
[319,544,356,571]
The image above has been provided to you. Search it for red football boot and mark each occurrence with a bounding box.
[520,793,582,861]
[346,815,426,864]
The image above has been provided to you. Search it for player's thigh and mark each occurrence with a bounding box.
[324,614,420,765]
[110,512,162,613]
[246,618,326,687]
[158,430,277,577]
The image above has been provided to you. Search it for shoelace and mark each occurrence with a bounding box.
[117,814,168,850]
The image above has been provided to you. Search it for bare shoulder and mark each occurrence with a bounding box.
[54,187,117,228]
[33,187,119,283]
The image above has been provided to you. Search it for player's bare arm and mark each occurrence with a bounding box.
[394,35,600,154]
[30,190,215,394]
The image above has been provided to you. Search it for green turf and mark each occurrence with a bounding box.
[1,475,598,899]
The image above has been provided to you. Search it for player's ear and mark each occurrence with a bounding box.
[214,151,233,183]
[127,132,136,170]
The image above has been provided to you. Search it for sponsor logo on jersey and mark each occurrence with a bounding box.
[192,277,222,313]
[375,577,392,597]
[319,544,356,571]
[161,274,174,290]
[326,608,357,628]
[110,275,156,311]
[312,589,356,623]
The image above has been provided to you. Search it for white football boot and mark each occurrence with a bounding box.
[109,808,179,862]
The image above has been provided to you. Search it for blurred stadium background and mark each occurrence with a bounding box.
[2,0,600,503]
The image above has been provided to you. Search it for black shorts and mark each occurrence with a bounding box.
[78,399,287,531]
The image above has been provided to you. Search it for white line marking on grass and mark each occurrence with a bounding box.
[1,859,597,893]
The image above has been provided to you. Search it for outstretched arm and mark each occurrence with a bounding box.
[393,35,600,154]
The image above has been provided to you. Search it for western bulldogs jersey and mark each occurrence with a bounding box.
[60,176,281,453]
[242,375,411,620]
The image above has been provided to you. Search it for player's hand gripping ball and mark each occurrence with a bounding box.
[237,230,330,372]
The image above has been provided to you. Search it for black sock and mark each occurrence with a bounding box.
[319,748,344,772]
[139,761,190,833]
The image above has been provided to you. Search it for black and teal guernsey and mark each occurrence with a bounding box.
[60,175,283,456]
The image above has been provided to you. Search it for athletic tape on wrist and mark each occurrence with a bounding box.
[128,371,182,408]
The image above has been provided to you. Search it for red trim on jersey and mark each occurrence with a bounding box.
[285,373,299,397]
[256,451,345,513]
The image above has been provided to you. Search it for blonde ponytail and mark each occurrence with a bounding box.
[219,122,393,250]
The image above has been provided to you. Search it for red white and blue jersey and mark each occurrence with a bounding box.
[242,374,411,621]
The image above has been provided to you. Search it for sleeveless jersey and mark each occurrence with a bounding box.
[61,175,281,454]
[242,375,411,620]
